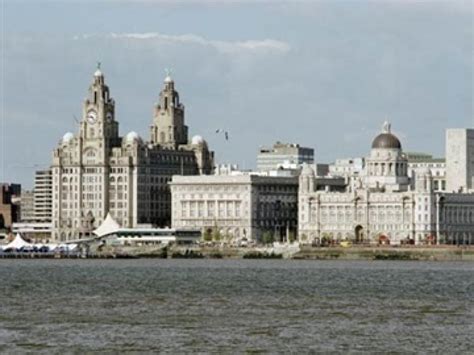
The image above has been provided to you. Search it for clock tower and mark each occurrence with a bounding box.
[79,64,119,147]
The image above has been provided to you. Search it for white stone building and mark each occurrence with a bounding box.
[330,154,447,193]
[299,122,474,245]
[51,68,214,241]
[170,174,299,242]
[446,128,474,192]
[406,153,446,192]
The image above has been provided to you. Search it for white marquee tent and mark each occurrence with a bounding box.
[2,234,33,250]
[93,213,121,238]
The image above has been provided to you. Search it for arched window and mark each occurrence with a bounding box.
[84,149,96,165]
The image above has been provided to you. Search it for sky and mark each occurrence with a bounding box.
[1,0,473,188]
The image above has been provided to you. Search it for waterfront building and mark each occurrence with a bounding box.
[170,172,299,242]
[446,128,474,192]
[11,222,52,243]
[19,190,35,222]
[299,122,474,245]
[406,153,446,192]
[34,169,53,223]
[93,213,201,246]
[257,142,314,172]
[51,68,214,241]
[12,169,54,242]
[0,184,21,232]
[329,154,447,193]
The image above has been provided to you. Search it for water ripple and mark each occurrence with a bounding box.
[0,260,472,352]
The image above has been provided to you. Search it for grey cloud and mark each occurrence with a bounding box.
[3,1,472,188]
[74,32,291,55]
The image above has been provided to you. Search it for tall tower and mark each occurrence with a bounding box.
[150,73,188,148]
[52,65,121,241]
[79,64,119,149]
[298,163,317,243]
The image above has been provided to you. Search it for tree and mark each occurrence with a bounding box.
[321,233,331,246]
[212,228,221,242]
[288,231,296,244]
[203,228,213,242]
[262,231,274,245]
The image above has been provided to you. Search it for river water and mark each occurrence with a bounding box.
[0,260,472,353]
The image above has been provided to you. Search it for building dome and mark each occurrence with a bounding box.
[191,135,206,145]
[94,69,103,77]
[124,131,141,143]
[371,121,401,149]
[371,133,402,149]
[62,132,74,144]
[164,75,173,83]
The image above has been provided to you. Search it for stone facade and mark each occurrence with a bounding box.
[20,190,35,222]
[34,169,53,223]
[446,128,474,192]
[437,193,474,244]
[329,154,446,193]
[406,153,446,192]
[257,142,314,172]
[329,158,365,179]
[299,122,474,245]
[170,174,298,242]
[51,69,214,241]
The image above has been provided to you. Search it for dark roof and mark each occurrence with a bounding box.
[371,133,402,149]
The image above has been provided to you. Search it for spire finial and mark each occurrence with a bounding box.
[164,68,173,83]
[94,61,103,77]
[382,120,391,133]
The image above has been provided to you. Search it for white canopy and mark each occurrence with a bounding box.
[93,213,121,237]
[67,243,78,251]
[48,243,58,251]
[4,233,34,250]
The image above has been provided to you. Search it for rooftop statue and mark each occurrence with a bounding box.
[382,121,391,134]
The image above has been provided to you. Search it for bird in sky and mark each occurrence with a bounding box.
[215,129,229,141]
